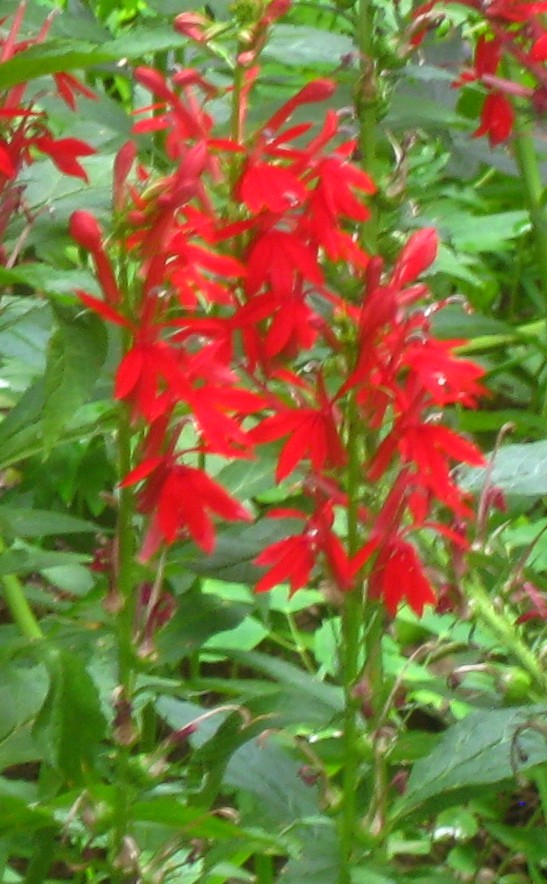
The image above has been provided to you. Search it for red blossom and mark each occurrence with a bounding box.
[473,92,515,145]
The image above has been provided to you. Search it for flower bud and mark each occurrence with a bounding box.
[69,210,102,253]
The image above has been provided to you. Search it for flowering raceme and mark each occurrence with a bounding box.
[410,0,547,145]
[71,0,487,617]
[0,4,95,264]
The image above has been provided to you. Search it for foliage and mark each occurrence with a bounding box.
[0,0,545,882]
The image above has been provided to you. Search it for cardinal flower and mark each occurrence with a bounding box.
[122,457,252,559]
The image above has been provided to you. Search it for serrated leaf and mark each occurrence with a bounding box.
[32,648,106,783]
[401,705,547,813]
[460,440,547,497]
[43,308,107,451]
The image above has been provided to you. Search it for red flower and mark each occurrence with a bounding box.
[33,135,96,181]
[250,379,346,481]
[122,458,252,558]
[255,503,352,594]
[473,92,515,145]
[368,538,437,616]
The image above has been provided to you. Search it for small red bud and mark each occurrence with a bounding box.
[70,210,102,253]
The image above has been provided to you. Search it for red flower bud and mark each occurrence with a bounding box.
[70,210,103,253]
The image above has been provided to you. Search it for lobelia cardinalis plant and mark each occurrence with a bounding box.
[67,0,493,876]
[2,0,546,880]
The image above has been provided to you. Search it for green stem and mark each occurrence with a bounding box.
[254,853,275,884]
[509,99,547,308]
[0,536,43,640]
[356,0,378,253]
[362,603,388,842]
[338,395,365,883]
[467,579,547,695]
[110,329,138,879]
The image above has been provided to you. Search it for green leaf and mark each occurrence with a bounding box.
[156,587,249,663]
[0,792,54,833]
[460,441,547,497]
[0,546,89,577]
[0,665,48,772]
[33,648,106,783]
[400,706,547,814]
[0,27,189,90]
[43,307,107,452]
[263,25,354,66]
[280,820,342,883]
[171,518,301,584]
[216,451,277,500]
[0,506,96,539]
[224,734,320,826]
[221,649,343,723]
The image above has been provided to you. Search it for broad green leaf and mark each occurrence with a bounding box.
[400,705,547,814]
[280,821,341,883]
[0,27,188,90]
[0,506,96,539]
[426,205,529,253]
[32,648,107,783]
[387,92,464,131]
[216,451,277,500]
[0,665,48,772]
[224,734,319,825]
[156,587,249,663]
[221,649,343,720]
[0,547,89,577]
[0,794,54,833]
[460,440,547,497]
[0,266,97,299]
[43,307,107,451]
[431,305,513,340]
[171,518,301,584]
[263,25,354,67]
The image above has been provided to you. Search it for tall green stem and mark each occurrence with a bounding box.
[0,535,43,640]
[509,93,547,308]
[338,395,365,884]
[356,0,378,253]
[110,327,138,879]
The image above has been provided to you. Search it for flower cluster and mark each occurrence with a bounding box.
[0,3,95,264]
[71,0,486,617]
[411,0,547,145]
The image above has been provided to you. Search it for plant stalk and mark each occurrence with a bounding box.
[509,96,547,308]
[0,536,43,640]
[110,328,138,880]
[338,394,365,883]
